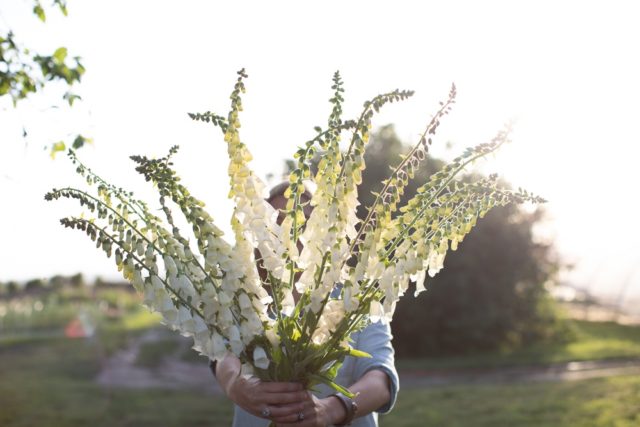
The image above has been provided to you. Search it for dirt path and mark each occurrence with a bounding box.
[95,330,640,391]
[95,328,223,394]
[400,358,640,388]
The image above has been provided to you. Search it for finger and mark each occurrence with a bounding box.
[278,406,312,425]
[270,412,304,425]
[267,402,306,420]
[276,418,313,427]
[262,390,309,405]
[261,382,303,393]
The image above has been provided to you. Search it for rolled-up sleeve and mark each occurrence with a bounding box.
[351,319,400,414]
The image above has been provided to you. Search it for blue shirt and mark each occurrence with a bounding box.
[231,319,399,426]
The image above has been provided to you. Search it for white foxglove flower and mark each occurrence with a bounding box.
[158,291,178,324]
[343,284,360,312]
[240,362,254,379]
[218,290,232,306]
[143,276,163,307]
[193,316,209,342]
[213,336,228,360]
[265,327,280,347]
[132,269,144,293]
[383,299,397,320]
[428,250,446,277]
[253,346,270,370]
[280,289,295,316]
[178,306,196,335]
[228,325,243,356]
[217,306,234,327]
[311,328,329,345]
[238,293,252,311]
[163,254,178,276]
[206,332,228,362]
[370,300,384,323]
[411,269,427,297]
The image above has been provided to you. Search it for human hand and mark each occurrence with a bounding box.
[226,375,308,423]
[275,393,347,427]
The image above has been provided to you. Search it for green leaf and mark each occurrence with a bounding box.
[54,0,69,16]
[308,373,355,398]
[53,47,68,64]
[348,348,372,358]
[50,141,66,159]
[63,91,81,106]
[325,360,343,379]
[72,134,93,149]
[33,3,46,22]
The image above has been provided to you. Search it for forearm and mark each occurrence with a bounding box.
[350,369,391,417]
[324,369,391,424]
[213,352,241,397]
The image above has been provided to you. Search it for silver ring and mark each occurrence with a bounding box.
[261,407,271,418]
[297,412,305,421]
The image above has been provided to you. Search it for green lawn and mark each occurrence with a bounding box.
[397,320,640,371]
[2,305,640,426]
[0,312,233,427]
[1,336,639,426]
[383,375,640,427]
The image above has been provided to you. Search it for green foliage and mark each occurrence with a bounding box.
[23,278,45,293]
[395,320,640,370]
[6,281,18,295]
[0,1,90,153]
[0,33,84,105]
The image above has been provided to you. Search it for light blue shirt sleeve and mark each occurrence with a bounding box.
[350,318,400,414]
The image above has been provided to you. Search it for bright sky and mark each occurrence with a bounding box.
[1,1,639,303]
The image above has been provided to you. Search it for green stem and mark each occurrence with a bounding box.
[79,219,219,330]
[347,94,456,258]
[381,143,505,261]
[57,187,223,292]
[69,151,149,220]
[334,91,402,189]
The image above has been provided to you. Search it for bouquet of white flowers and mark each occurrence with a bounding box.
[46,69,544,397]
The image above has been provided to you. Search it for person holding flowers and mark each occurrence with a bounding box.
[211,182,399,426]
[47,69,544,427]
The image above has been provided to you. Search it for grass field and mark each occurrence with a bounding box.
[2,298,640,426]
[1,335,639,426]
[382,375,640,427]
[397,320,640,371]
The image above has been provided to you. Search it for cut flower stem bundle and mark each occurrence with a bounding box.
[46,69,544,396]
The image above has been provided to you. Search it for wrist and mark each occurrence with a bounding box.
[325,395,348,425]
[330,392,358,426]
[224,372,242,400]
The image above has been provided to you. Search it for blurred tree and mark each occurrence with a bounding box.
[0,0,91,155]
[69,272,84,288]
[360,125,566,356]
[6,281,18,295]
[24,278,45,293]
[48,274,65,289]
